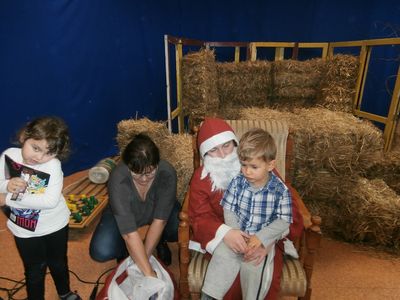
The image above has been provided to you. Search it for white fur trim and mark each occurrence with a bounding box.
[188,240,206,253]
[199,131,238,157]
[205,224,231,254]
[284,239,299,258]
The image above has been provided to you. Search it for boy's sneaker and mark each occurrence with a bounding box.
[59,291,82,300]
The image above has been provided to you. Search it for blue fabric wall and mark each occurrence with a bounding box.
[1,0,399,175]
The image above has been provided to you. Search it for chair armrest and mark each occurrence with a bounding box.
[288,183,322,300]
[289,185,312,229]
[178,190,191,299]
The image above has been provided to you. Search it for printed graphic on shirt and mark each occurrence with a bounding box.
[5,155,50,232]
[9,208,41,232]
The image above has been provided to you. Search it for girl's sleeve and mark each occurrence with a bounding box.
[0,152,9,193]
[5,159,64,210]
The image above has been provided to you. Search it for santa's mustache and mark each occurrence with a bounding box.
[202,150,241,191]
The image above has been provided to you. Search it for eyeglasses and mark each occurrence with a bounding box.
[131,168,157,179]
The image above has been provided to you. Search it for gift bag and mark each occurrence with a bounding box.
[96,255,178,300]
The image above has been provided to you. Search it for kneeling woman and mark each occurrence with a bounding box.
[90,134,180,272]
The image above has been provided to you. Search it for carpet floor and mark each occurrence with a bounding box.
[1,171,400,300]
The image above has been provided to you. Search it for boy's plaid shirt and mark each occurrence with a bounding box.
[220,171,292,234]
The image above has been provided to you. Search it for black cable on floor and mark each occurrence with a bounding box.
[86,267,116,300]
[0,276,27,300]
[0,267,115,300]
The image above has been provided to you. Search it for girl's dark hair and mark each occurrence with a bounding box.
[122,133,160,173]
[19,116,71,161]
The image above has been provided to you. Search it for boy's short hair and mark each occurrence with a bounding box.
[238,128,276,162]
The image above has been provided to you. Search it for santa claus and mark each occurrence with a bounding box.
[189,117,303,300]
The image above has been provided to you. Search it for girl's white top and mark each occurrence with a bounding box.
[0,148,70,237]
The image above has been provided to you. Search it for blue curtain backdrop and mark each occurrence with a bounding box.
[1,0,399,175]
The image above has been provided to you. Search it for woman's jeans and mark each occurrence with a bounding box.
[89,201,180,262]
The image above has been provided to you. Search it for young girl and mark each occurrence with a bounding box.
[0,116,81,300]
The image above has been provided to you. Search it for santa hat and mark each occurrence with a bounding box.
[197,118,238,158]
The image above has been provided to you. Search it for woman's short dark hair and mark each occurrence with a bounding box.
[122,133,160,173]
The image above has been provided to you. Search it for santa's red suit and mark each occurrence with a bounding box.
[189,166,303,300]
[189,117,303,300]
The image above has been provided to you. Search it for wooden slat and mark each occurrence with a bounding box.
[383,64,400,151]
[176,43,184,133]
[63,175,109,229]
[68,196,108,229]
[275,47,285,61]
[353,109,387,124]
[167,35,205,46]
[207,41,248,47]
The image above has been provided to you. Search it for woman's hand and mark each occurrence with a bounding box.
[123,231,156,277]
[223,229,249,254]
[243,243,274,266]
[7,178,27,194]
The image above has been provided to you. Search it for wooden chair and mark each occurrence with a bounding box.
[178,119,322,300]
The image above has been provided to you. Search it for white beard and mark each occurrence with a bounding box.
[201,150,241,191]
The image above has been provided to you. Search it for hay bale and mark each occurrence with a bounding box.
[216,60,272,108]
[181,50,358,117]
[181,49,219,121]
[227,106,383,200]
[116,118,170,154]
[318,54,359,113]
[293,108,383,175]
[231,106,299,125]
[217,105,242,120]
[294,169,353,200]
[163,134,194,204]
[366,150,400,194]
[306,177,400,252]
[272,59,325,109]
[305,198,342,237]
[392,122,400,152]
[116,118,194,204]
[237,107,383,176]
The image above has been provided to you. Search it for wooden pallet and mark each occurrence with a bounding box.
[62,175,108,229]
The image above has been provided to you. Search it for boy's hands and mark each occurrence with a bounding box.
[7,178,27,194]
[0,194,5,206]
[244,235,274,266]
[224,232,275,265]
[246,235,262,249]
[223,229,250,254]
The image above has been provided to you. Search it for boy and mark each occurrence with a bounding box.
[201,128,293,300]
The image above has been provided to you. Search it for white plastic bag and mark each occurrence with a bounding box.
[108,255,174,300]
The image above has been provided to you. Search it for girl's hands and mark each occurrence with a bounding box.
[223,229,250,254]
[7,178,27,194]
